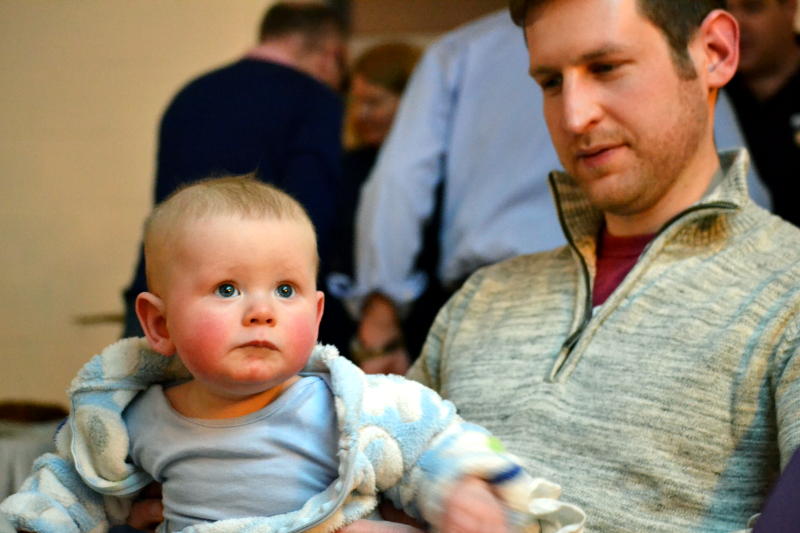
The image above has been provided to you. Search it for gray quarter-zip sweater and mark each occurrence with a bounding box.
[408,149,800,532]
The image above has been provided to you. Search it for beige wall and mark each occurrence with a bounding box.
[2,2,799,408]
[0,1,273,406]
[351,0,506,33]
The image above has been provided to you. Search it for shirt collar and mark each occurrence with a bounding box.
[548,148,752,249]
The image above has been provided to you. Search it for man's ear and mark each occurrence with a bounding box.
[694,9,739,89]
[135,292,176,356]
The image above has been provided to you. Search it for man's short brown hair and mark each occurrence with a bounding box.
[258,2,345,50]
[509,0,727,78]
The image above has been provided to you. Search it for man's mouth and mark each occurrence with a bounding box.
[576,143,623,167]
[578,144,618,158]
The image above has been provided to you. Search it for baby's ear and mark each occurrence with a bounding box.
[315,290,325,330]
[135,292,176,356]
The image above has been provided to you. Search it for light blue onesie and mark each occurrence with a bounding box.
[125,376,339,532]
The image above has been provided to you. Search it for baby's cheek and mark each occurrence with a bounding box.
[177,314,228,365]
[285,314,320,359]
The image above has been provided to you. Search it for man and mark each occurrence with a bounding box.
[122,2,346,338]
[408,0,800,531]
[350,9,771,375]
[725,0,800,226]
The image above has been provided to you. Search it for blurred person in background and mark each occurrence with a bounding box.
[318,42,421,360]
[349,43,422,151]
[122,2,347,339]
[725,0,800,226]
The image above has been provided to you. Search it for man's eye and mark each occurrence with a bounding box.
[276,284,295,298]
[539,75,562,91]
[216,283,240,298]
[590,63,616,74]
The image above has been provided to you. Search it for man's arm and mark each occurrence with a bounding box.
[740,317,800,533]
[406,265,483,389]
[771,318,800,470]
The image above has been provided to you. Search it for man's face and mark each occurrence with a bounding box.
[350,74,401,146]
[526,0,711,225]
[727,0,797,76]
[301,31,346,90]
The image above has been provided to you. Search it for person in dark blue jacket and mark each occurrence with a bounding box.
[122,2,346,338]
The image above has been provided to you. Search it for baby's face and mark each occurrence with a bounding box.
[159,214,323,399]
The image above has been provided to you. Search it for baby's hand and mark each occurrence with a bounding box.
[441,476,508,533]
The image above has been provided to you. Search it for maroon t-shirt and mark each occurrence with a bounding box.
[592,228,655,307]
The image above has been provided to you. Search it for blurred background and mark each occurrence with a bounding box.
[1,0,798,408]
[0,0,507,407]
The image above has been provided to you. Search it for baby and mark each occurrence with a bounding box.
[1,176,584,533]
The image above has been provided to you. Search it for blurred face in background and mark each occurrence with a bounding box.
[350,74,401,146]
[727,0,798,76]
[298,30,347,90]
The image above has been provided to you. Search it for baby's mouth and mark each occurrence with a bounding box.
[241,340,278,351]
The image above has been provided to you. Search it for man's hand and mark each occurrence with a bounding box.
[356,294,410,374]
[358,293,403,351]
[126,482,163,532]
[440,476,508,533]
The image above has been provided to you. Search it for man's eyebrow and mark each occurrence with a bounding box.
[579,44,628,62]
[529,43,629,78]
[529,65,556,78]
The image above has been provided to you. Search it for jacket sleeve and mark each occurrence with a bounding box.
[0,450,112,533]
[359,373,585,532]
[0,338,186,532]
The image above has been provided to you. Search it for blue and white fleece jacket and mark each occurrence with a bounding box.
[1,339,585,533]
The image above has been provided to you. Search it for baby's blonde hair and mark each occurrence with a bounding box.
[143,174,317,292]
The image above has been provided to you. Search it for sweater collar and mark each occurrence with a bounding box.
[549,148,752,253]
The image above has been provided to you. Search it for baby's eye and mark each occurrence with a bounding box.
[215,283,240,298]
[276,284,295,298]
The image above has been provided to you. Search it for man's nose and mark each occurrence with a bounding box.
[561,76,602,134]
